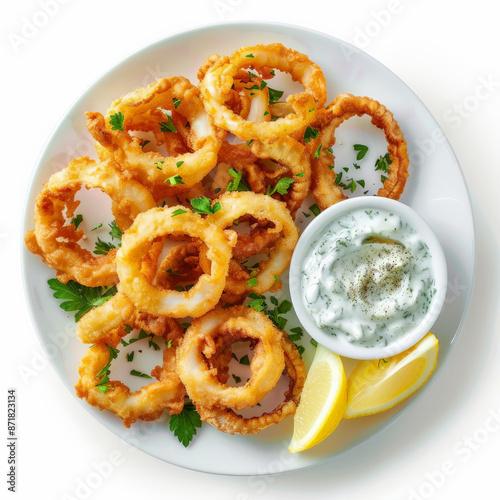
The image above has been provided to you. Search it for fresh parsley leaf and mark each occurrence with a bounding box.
[166,174,184,185]
[130,370,152,379]
[227,168,250,192]
[48,279,117,322]
[190,196,222,215]
[127,352,134,362]
[94,238,118,255]
[266,177,295,196]
[169,402,202,447]
[91,223,103,231]
[171,208,187,217]
[357,179,366,188]
[334,172,343,185]
[96,344,120,393]
[71,214,83,230]
[245,53,255,58]
[109,112,125,131]
[353,144,369,160]
[268,87,284,105]
[232,374,242,384]
[314,144,322,158]
[108,221,122,241]
[172,97,181,109]
[159,114,177,133]
[303,126,319,143]
[176,160,184,168]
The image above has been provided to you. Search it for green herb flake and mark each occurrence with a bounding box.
[71,214,83,230]
[190,196,222,215]
[171,208,187,217]
[314,144,322,158]
[172,97,181,109]
[159,114,177,133]
[109,112,125,131]
[303,126,319,144]
[176,161,184,168]
[268,87,284,105]
[239,354,250,366]
[166,174,184,185]
[247,277,258,287]
[245,53,255,58]
[353,144,369,160]
[266,177,295,196]
[226,168,250,192]
[127,352,134,362]
[130,369,152,379]
[309,203,321,217]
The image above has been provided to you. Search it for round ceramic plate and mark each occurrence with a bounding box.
[22,22,475,475]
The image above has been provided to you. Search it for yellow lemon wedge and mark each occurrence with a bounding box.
[288,344,347,453]
[345,332,439,418]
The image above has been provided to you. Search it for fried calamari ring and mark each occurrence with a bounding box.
[309,93,410,211]
[75,317,186,427]
[116,206,233,318]
[199,43,327,141]
[86,76,222,200]
[206,192,298,295]
[26,157,155,287]
[196,335,306,435]
[176,306,285,411]
[250,136,311,219]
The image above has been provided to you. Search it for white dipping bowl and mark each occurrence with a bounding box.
[289,197,447,360]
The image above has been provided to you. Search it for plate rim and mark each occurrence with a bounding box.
[20,20,476,476]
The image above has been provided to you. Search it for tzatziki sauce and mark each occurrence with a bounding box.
[301,207,436,349]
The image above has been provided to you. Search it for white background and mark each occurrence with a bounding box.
[2,1,500,499]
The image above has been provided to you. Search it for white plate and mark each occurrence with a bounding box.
[21,21,475,475]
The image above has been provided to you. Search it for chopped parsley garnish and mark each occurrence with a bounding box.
[159,114,177,133]
[303,126,319,143]
[239,354,250,366]
[176,161,184,168]
[96,344,119,393]
[171,208,187,217]
[166,174,184,185]
[91,223,103,231]
[172,97,181,109]
[127,352,134,362]
[268,87,284,105]
[264,111,269,116]
[169,402,202,447]
[353,144,369,160]
[375,152,392,173]
[109,112,125,131]
[266,177,295,196]
[232,374,242,384]
[245,53,255,58]
[247,277,258,287]
[130,369,152,379]
[120,329,160,350]
[71,214,83,230]
[226,168,250,192]
[93,221,122,255]
[309,203,321,217]
[190,196,222,215]
[48,279,117,322]
[314,144,322,158]
[288,327,304,342]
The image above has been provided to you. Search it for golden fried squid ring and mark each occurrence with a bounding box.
[250,136,311,219]
[176,306,285,411]
[116,207,233,318]
[196,335,306,434]
[206,192,298,295]
[25,157,155,287]
[75,315,186,428]
[199,43,327,141]
[86,76,222,200]
[309,93,410,211]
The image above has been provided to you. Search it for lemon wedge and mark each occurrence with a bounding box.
[345,332,439,418]
[288,344,347,453]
